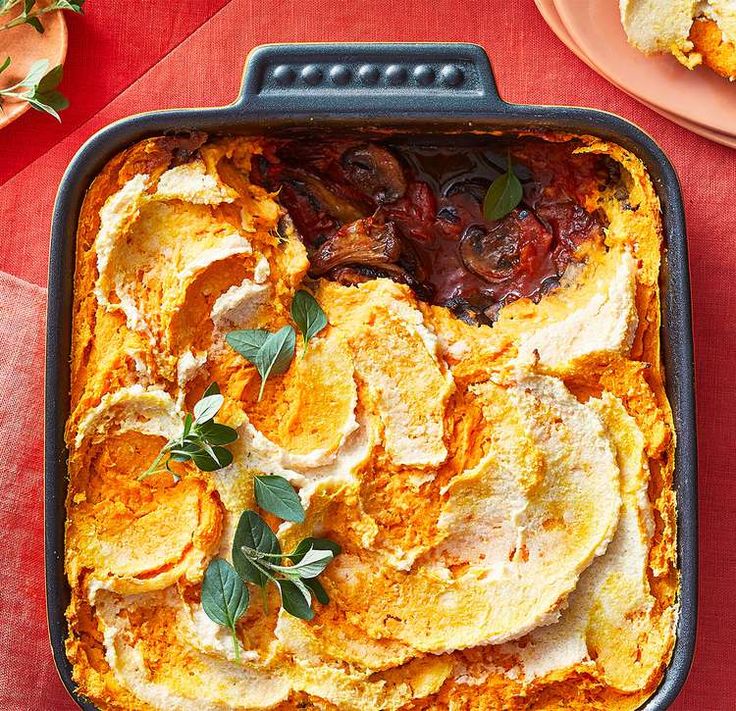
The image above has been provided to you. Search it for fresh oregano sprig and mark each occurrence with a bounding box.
[290,290,327,355]
[200,558,249,660]
[226,325,295,401]
[138,383,238,481]
[232,507,340,620]
[483,151,523,222]
[0,57,68,120]
[203,474,340,648]
[0,0,84,33]
[225,291,326,398]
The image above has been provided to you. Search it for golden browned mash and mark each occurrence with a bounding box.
[64,132,678,710]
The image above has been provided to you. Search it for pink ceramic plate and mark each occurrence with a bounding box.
[535,0,736,148]
[553,0,736,136]
[0,3,68,129]
[534,0,594,65]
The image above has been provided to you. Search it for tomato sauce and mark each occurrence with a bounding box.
[253,137,610,324]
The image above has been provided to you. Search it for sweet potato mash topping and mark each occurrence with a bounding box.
[65,133,677,710]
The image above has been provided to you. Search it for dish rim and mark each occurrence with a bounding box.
[45,42,697,711]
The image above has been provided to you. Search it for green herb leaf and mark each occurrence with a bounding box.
[26,16,42,31]
[304,577,329,605]
[277,579,315,620]
[32,86,68,112]
[54,0,84,11]
[232,510,281,587]
[193,392,224,424]
[290,537,342,562]
[0,60,69,122]
[271,546,333,579]
[35,63,62,92]
[202,382,220,398]
[1,0,85,33]
[291,290,328,353]
[201,558,249,660]
[197,421,239,445]
[227,483,341,621]
[138,384,237,481]
[182,413,193,437]
[226,326,296,401]
[482,153,523,222]
[226,329,270,361]
[0,57,11,75]
[254,475,305,523]
[191,446,233,472]
[19,59,49,88]
[253,326,296,401]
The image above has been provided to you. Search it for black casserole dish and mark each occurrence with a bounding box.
[46,43,697,710]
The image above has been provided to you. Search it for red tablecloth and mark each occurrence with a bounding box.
[0,1,732,709]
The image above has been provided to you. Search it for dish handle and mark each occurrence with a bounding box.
[235,43,503,116]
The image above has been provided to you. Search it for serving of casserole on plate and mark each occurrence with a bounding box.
[60,125,679,711]
[620,0,736,80]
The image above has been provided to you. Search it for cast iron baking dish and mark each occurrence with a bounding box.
[46,43,698,710]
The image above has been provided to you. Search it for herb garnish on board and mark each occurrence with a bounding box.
[0,0,84,33]
[0,1,86,120]
[0,58,68,120]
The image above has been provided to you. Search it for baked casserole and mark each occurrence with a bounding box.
[64,131,678,710]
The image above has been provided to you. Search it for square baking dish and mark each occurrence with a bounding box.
[46,43,697,710]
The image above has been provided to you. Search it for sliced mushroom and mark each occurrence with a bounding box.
[328,263,410,285]
[443,176,491,204]
[310,218,402,276]
[287,171,365,224]
[329,266,376,286]
[341,144,407,204]
[459,222,522,283]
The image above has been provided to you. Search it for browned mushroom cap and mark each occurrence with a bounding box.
[310,217,402,276]
[341,144,408,204]
[458,221,522,283]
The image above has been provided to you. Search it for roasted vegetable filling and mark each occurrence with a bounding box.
[253,138,610,324]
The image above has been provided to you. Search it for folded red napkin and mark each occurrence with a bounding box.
[0,272,76,709]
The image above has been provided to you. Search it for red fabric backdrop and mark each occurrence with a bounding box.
[0,1,732,709]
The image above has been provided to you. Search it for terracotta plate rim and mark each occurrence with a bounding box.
[553,0,736,137]
[0,9,68,130]
[534,0,736,149]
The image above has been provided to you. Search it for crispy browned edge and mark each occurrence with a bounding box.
[690,17,736,79]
